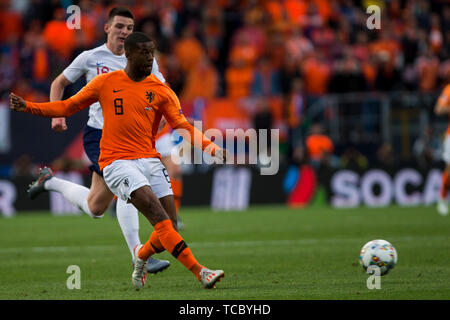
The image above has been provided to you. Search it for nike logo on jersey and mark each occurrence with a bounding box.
[145,106,153,111]
[113,89,122,93]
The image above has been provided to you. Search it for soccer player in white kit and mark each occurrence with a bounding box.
[27,7,171,272]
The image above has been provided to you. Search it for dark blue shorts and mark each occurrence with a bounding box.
[83,125,103,176]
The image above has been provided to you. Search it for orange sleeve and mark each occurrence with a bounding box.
[437,85,450,107]
[161,88,219,155]
[24,74,106,118]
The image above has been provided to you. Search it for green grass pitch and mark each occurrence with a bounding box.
[0,205,449,300]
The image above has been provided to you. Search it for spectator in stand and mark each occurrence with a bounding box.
[230,5,267,59]
[429,13,443,55]
[283,0,308,27]
[301,50,331,96]
[0,1,23,44]
[173,25,205,73]
[374,143,396,173]
[265,28,286,71]
[285,78,306,166]
[228,31,260,70]
[370,26,401,68]
[264,0,285,27]
[181,56,218,102]
[415,47,440,92]
[284,26,314,65]
[352,31,370,62]
[160,53,185,96]
[225,58,253,99]
[328,48,366,93]
[42,8,76,61]
[76,0,100,49]
[251,56,281,97]
[305,123,335,170]
[374,51,403,91]
[201,1,225,66]
[135,3,167,53]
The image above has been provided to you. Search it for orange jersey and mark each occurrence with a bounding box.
[25,70,217,170]
[437,84,450,134]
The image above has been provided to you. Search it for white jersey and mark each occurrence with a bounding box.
[63,43,165,129]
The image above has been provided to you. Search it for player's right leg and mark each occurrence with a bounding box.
[103,158,224,289]
[131,186,224,289]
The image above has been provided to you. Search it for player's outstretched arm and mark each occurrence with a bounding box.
[160,88,229,163]
[173,122,228,163]
[9,74,105,118]
[50,73,72,132]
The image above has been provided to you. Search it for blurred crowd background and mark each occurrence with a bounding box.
[0,0,449,179]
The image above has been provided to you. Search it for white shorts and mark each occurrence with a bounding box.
[443,135,450,164]
[155,133,175,158]
[103,158,173,201]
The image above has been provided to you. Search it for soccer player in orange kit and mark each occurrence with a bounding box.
[10,32,226,289]
[435,83,450,216]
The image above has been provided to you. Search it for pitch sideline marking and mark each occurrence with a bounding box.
[0,235,447,254]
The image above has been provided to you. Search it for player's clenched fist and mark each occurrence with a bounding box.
[52,118,68,132]
[9,92,26,112]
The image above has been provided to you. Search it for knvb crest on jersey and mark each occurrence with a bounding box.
[146,91,154,103]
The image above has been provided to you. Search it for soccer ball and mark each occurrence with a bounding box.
[359,239,398,276]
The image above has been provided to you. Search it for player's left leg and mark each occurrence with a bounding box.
[137,195,177,256]
[116,198,171,273]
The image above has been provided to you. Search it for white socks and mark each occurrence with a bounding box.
[116,198,141,259]
[44,177,102,219]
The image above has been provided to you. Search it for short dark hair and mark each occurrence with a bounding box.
[124,32,153,53]
[108,6,134,22]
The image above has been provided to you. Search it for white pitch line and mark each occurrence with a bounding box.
[0,235,448,254]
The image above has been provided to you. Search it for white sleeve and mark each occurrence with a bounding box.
[152,58,166,83]
[62,51,89,83]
